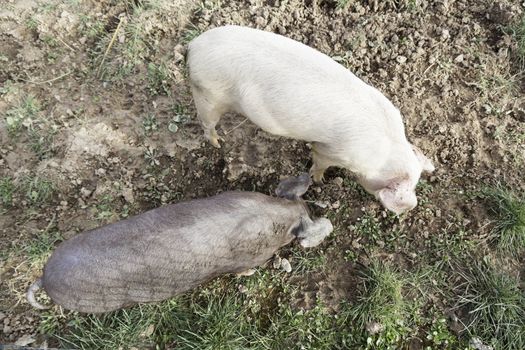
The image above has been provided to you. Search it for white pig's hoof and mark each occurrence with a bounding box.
[209,137,221,148]
[312,175,324,185]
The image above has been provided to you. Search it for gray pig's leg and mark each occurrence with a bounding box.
[294,217,333,248]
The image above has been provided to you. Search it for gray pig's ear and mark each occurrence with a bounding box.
[293,216,333,248]
[275,173,312,200]
[411,144,435,174]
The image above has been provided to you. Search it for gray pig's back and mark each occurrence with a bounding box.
[42,192,305,313]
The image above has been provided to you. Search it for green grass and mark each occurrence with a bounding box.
[144,145,160,167]
[79,15,106,40]
[480,186,525,256]
[35,253,466,349]
[91,12,149,81]
[142,113,158,134]
[288,248,327,273]
[29,129,55,160]
[425,317,463,349]
[507,14,525,69]
[1,176,55,209]
[336,0,353,9]
[48,272,352,349]
[25,16,38,30]
[4,95,40,136]
[182,24,201,44]
[453,258,525,350]
[348,261,414,348]
[0,176,15,208]
[94,194,120,222]
[3,95,56,158]
[168,103,191,133]
[5,229,63,307]
[21,176,55,206]
[352,211,402,251]
[21,230,63,268]
[147,61,171,95]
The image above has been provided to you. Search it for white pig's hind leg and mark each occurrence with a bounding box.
[310,144,334,184]
[191,84,225,148]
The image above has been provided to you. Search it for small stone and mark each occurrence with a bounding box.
[174,44,185,55]
[454,54,464,63]
[366,321,384,334]
[272,256,282,269]
[80,187,92,199]
[315,201,328,208]
[255,16,266,27]
[140,324,154,338]
[441,29,450,40]
[122,187,134,204]
[396,55,407,64]
[332,177,343,187]
[281,258,292,273]
[470,337,493,350]
[15,334,35,346]
[95,168,106,176]
[238,284,248,293]
[173,52,184,63]
[331,200,340,209]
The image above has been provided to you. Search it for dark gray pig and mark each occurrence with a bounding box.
[27,174,332,313]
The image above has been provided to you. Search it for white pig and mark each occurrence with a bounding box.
[187,25,435,214]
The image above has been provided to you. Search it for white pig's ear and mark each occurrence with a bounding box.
[377,176,417,215]
[411,144,435,174]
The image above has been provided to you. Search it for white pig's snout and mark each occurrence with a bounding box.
[377,188,418,215]
[394,195,417,215]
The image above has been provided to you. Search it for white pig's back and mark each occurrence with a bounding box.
[188,25,402,144]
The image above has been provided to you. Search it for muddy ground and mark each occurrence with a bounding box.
[1,0,524,348]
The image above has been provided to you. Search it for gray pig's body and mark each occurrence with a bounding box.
[31,190,329,313]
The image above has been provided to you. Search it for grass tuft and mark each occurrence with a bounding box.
[22,230,63,268]
[453,258,525,350]
[350,261,407,329]
[4,95,40,136]
[21,176,55,206]
[347,260,429,348]
[43,270,355,349]
[147,62,171,95]
[182,24,201,44]
[480,186,525,255]
[142,113,158,134]
[507,14,525,69]
[336,0,353,9]
[0,176,15,208]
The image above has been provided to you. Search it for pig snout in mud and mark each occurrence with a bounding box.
[187,25,435,214]
[27,174,332,313]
